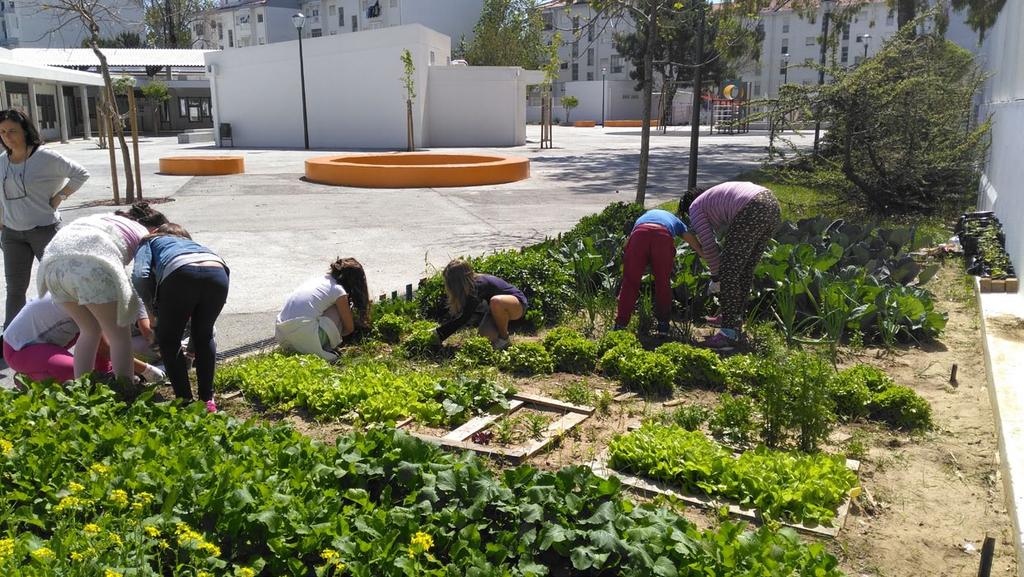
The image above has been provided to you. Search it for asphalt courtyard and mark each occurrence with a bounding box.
[0,125,810,382]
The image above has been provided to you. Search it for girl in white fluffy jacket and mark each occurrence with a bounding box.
[37,202,167,383]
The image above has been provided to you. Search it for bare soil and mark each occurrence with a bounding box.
[204,263,1016,577]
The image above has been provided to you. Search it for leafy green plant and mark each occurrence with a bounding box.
[597,329,641,356]
[617,351,675,396]
[521,412,551,440]
[492,415,520,445]
[598,343,640,379]
[542,326,580,349]
[869,385,933,431]
[557,380,594,407]
[499,341,554,375]
[828,369,873,421]
[838,364,895,393]
[721,354,764,396]
[708,394,759,448]
[595,390,613,416]
[454,336,500,367]
[609,423,859,525]
[549,334,598,374]
[670,404,710,431]
[655,342,726,390]
[785,351,836,452]
[398,321,441,359]
[373,312,410,343]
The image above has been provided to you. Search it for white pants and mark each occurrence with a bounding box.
[274,316,341,362]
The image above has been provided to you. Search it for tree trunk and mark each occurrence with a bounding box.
[406,99,414,152]
[102,93,121,204]
[635,9,658,205]
[128,89,142,198]
[165,0,178,48]
[90,40,135,202]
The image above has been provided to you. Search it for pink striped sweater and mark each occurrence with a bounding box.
[688,181,769,275]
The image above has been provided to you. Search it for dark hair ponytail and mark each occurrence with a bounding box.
[115,201,168,229]
[329,257,370,323]
[680,186,706,217]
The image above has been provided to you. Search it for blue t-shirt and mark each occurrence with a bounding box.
[633,209,688,237]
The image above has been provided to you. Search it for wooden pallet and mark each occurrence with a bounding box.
[401,392,593,462]
[587,450,860,538]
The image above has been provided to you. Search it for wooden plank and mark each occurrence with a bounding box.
[221,390,244,401]
[519,412,590,459]
[442,400,526,442]
[588,451,859,539]
[511,392,594,415]
[613,392,638,403]
[395,417,415,429]
[408,431,526,459]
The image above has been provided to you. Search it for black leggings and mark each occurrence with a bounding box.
[156,265,229,402]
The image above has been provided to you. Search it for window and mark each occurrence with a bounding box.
[587,71,593,80]
[194,23,203,35]
[35,94,56,129]
[780,42,788,54]
[587,23,593,41]
[779,63,786,75]
[351,14,357,31]
[542,12,552,30]
[886,12,894,26]
[228,29,233,47]
[178,97,211,122]
[610,54,622,73]
[842,26,849,40]
[311,7,319,18]
[572,15,579,33]
[782,18,789,33]
[218,23,223,39]
[238,14,248,24]
[429,50,435,65]
[571,41,578,59]
[587,47,593,66]
[753,81,761,96]
[339,6,344,26]
[329,4,335,14]
[841,46,848,63]
[312,28,322,37]
[855,34,862,42]
[257,13,263,23]
[805,36,815,46]
[571,63,578,81]
[560,62,568,69]
[390,0,397,6]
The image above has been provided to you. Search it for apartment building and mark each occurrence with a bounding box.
[196,0,484,50]
[539,1,636,87]
[0,0,145,48]
[741,1,898,100]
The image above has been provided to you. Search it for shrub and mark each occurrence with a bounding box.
[869,385,932,431]
[557,380,594,407]
[597,330,641,356]
[617,351,675,396]
[559,201,646,246]
[721,354,764,396]
[828,370,873,421]
[373,312,410,344]
[671,404,710,431]
[598,343,641,379]
[399,321,441,360]
[500,342,554,375]
[454,336,500,367]
[709,394,759,447]
[373,297,419,319]
[655,342,726,390]
[784,351,836,453]
[549,335,598,374]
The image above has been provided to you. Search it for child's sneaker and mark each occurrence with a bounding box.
[205,400,218,413]
[703,330,739,351]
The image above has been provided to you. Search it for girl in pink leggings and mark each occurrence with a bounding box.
[2,294,164,383]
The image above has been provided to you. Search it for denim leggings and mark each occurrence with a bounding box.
[156,265,229,402]
[2,223,59,328]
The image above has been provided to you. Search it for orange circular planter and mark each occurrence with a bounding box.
[159,156,245,176]
[574,120,596,127]
[304,153,530,188]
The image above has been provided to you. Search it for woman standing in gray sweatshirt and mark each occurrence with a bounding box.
[0,109,89,331]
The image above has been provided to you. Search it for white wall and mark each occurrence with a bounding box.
[4,0,145,48]
[426,66,540,147]
[206,24,448,149]
[399,0,483,47]
[977,0,1024,281]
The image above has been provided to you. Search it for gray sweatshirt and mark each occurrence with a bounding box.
[1,147,90,231]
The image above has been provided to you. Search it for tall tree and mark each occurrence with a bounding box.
[144,0,212,48]
[463,0,552,68]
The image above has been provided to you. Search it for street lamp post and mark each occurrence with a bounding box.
[292,12,310,150]
[601,67,607,126]
[813,0,833,156]
[859,34,871,61]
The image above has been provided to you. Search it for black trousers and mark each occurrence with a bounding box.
[156,265,229,402]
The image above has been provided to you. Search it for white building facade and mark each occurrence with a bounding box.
[0,0,145,48]
[740,1,899,100]
[196,0,484,50]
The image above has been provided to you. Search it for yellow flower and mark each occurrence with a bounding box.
[104,569,123,577]
[131,492,155,514]
[108,533,123,547]
[0,538,15,563]
[197,572,212,577]
[68,482,85,494]
[83,523,101,535]
[236,568,257,577]
[158,540,170,550]
[409,531,433,557]
[89,463,111,475]
[143,525,161,538]
[70,551,86,562]
[54,495,87,513]
[0,438,13,456]
[321,548,340,563]
[109,490,129,508]
[30,547,55,561]
[199,541,221,557]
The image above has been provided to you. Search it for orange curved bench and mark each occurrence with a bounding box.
[159,156,245,176]
[304,153,530,188]
[605,120,660,128]
[574,120,596,127]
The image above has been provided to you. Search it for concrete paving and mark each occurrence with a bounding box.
[976,285,1024,577]
[0,125,802,375]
